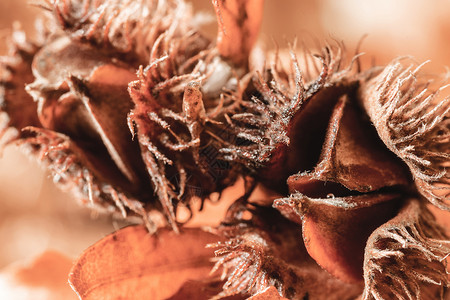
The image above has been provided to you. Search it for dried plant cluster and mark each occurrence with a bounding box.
[0,0,449,299]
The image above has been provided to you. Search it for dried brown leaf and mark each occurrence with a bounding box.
[69,226,221,300]
[166,279,246,300]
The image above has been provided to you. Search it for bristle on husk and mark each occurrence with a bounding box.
[360,60,450,211]
[362,198,450,300]
[49,0,194,65]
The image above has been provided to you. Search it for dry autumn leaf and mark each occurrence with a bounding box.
[69,226,226,300]
[165,279,246,300]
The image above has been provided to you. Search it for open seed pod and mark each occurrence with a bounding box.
[258,56,450,298]
[0,0,264,232]
[214,23,449,300]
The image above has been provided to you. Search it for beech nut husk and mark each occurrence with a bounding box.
[1,0,449,299]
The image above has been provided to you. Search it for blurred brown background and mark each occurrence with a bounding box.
[0,0,449,287]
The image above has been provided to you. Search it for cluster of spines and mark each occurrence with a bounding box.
[360,60,450,211]
[18,127,160,230]
[362,199,450,300]
[220,43,358,170]
[42,0,190,64]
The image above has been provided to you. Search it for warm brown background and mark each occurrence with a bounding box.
[0,0,449,278]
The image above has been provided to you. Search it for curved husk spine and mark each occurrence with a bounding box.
[362,198,450,300]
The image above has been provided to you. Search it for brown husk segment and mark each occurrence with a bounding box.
[210,206,363,299]
[359,60,450,211]
[362,198,450,299]
[27,37,149,191]
[20,33,159,225]
[274,193,403,284]
[285,90,411,197]
[300,93,411,193]
[1,0,258,233]
[68,67,148,191]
